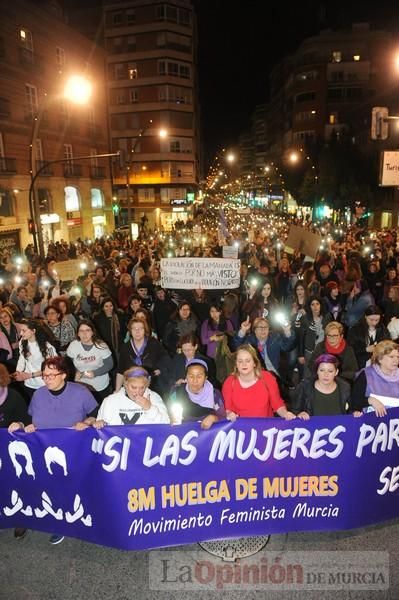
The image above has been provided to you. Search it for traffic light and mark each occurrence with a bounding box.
[371,107,389,140]
[112,201,120,215]
[28,218,35,234]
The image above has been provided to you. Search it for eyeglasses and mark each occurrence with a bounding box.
[42,372,63,380]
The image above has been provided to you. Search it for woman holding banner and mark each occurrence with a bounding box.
[94,366,169,427]
[351,340,399,416]
[292,354,350,418]
[168,358,224,429]
[222,345,296,421]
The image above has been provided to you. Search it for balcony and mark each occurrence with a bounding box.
[63,163,82,178]
[90,166,106,179]
[0,157,17,174]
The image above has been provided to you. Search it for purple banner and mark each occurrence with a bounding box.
[1,411,399,550]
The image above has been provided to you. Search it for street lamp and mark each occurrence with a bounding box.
[29,74,93,259]
[123,121,167,239]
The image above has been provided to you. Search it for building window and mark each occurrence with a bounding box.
[90,148,98,167]
[64,143,73,161]
[64,186,80,211]
[179,8,191,25]
[56,47,65,68]
[116,91,125,104]
[128,63,138,79]
[179,65,190,79]
[331,71,344,82]
[353,54,360,61]
[38,188,51,213]
[113,12,123,26]
[329,113,337,124]
[25,83,38,118]
[112,37,122,52]
[170,141,180,153]
[138,188,154,202]
[91,188,104,208]
[126,9,135,24]
[295,91,315,103]
[332,51,342,63]
[127,36,136,51]
[20,28,33,51]
[114,64,125,80]
[129,89,138,103]
[0,188,14,217]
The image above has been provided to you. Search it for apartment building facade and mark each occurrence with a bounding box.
[103,0,200,231]
[0,0,113,255]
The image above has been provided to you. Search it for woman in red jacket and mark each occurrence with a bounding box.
[222,344,296,421]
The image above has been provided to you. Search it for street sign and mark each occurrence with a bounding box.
[371,107,389,140]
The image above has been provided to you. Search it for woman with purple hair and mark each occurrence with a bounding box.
[292,353,351,419]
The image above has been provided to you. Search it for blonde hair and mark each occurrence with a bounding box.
[371,340,399,365]
[233,344,262,379]
[128,316,150,338]
[325,321,343,336]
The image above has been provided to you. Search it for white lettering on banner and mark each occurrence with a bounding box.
[91,435,131,472]
[160,258,240,290]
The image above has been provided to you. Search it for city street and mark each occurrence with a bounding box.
[0,519,397,600]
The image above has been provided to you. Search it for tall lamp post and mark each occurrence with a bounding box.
[123,121,167,239]
[29,75,93,258]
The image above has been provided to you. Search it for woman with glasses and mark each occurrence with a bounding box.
[351,340,399,417]
[44,305,75,354]
[66,320,113,403]
[8,356,98,545]
[116,317,171,396]
[307,321,358,384]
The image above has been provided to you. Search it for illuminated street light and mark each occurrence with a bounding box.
[226,153,235,163]
[30,74,93,258]
[64,75,92,105]
[289,151,299,164]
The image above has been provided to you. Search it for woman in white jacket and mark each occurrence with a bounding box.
[94,366,170,427]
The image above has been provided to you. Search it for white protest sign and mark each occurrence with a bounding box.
[49,259,94,281]
[160,258,240,290]
[380,151,399,186]
[222,245,238,259]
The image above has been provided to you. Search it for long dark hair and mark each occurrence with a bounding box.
[208,303,228,332]
[76,319,107,349]
[20,318,55,360]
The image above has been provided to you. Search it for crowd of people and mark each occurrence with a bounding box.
[1,203,399,544]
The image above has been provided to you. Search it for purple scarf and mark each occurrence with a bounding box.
[0,386,8,406]
[365,364,399,397]
[131,337,148,366]
[185,380,214,409]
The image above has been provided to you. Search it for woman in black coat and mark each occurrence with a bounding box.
[117,317,172,396]
[347,305,390,369]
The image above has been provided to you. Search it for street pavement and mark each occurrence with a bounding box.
[0,519,398,600]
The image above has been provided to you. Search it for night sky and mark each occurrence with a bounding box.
[194,0,399,162]
[62,0,399,163]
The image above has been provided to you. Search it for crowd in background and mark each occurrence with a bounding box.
[2,205,399,541]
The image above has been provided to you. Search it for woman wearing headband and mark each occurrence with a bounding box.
[168,358,225,429]
[94,366,170,427]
